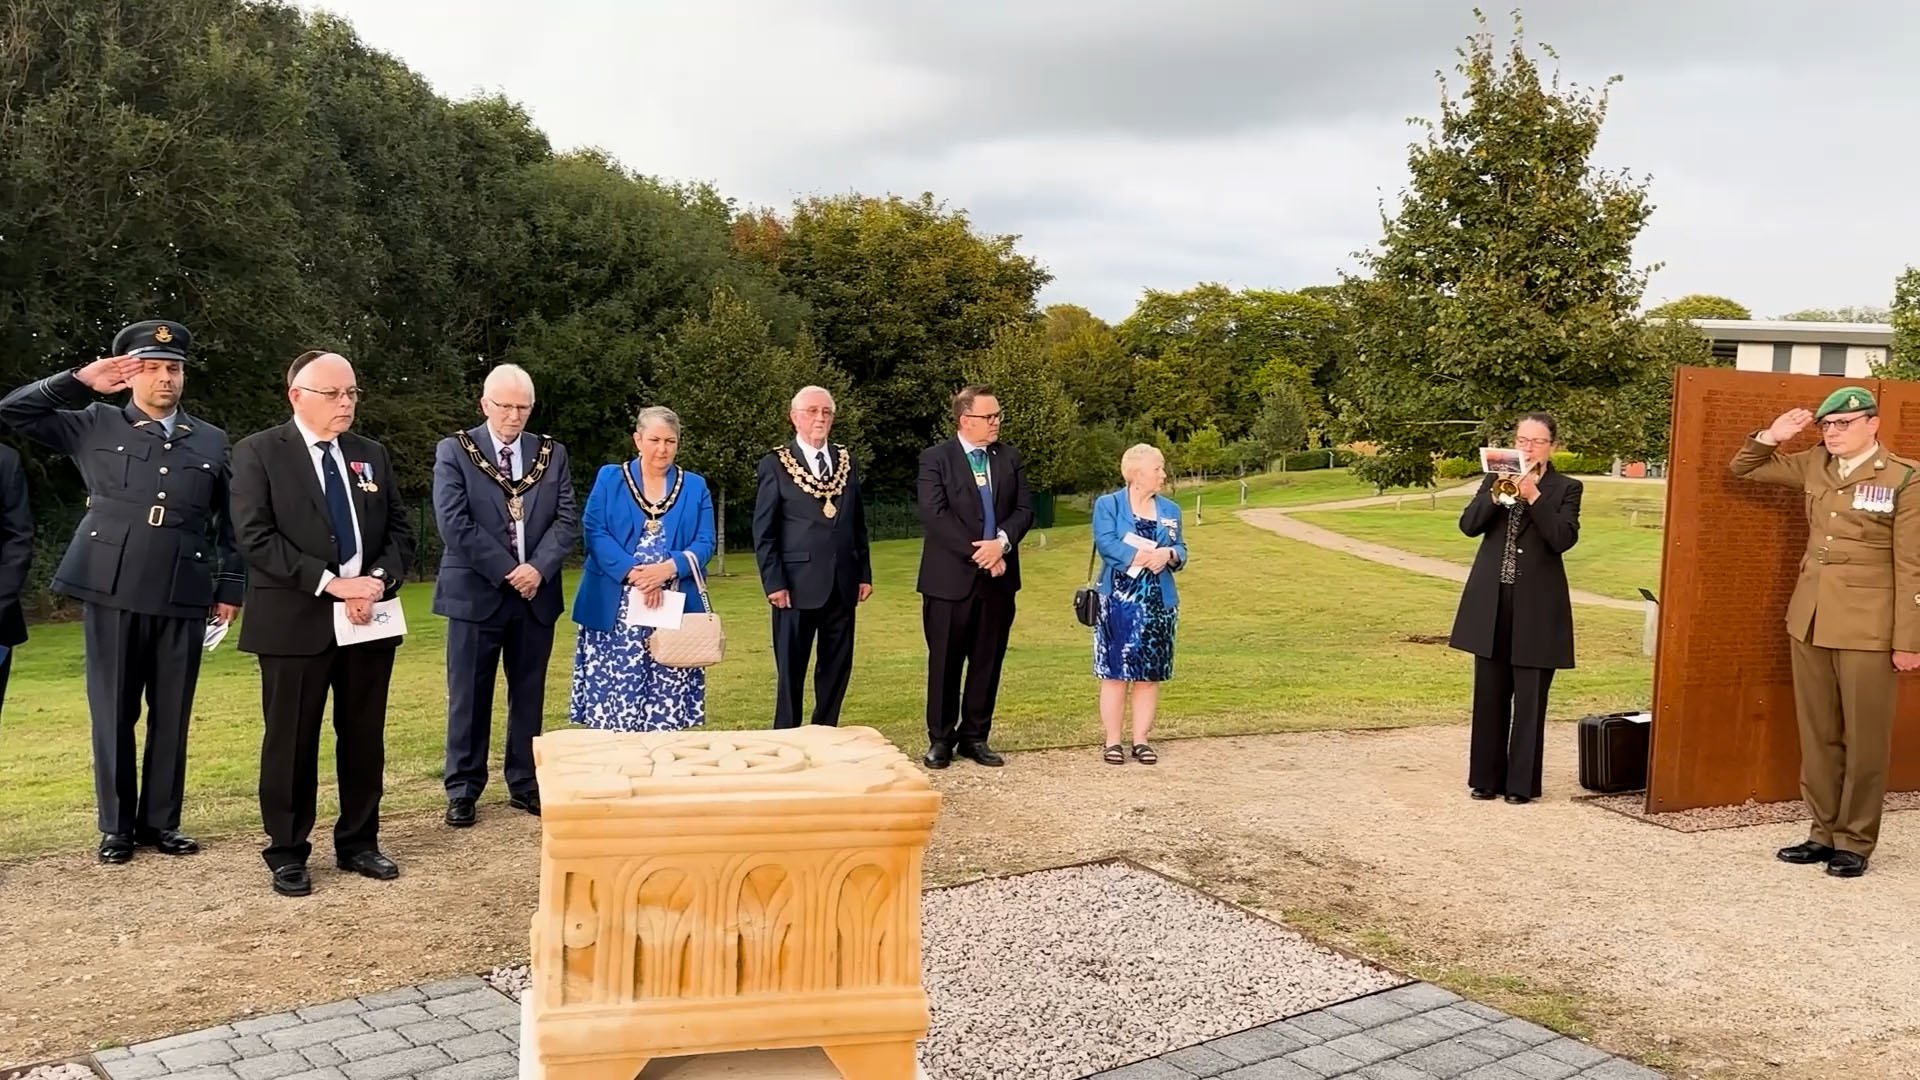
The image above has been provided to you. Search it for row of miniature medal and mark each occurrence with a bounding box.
[1854,483,1896,514]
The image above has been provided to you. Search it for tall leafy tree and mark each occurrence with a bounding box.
[1781,305,1890,323]
[1884,268,1920,379]
[1039,305,1134,426]
[961,323,1080,495]
[1647,295,1751,321]
[1335,12,1669,486]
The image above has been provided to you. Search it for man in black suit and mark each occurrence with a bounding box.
[0,321,244,862]
[230,350,413,897]
[0,444,32,733]
[915,385,1032,769]
[431,363,577,826]
[753,385,872,728]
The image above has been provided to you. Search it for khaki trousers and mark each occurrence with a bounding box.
[1788,634,1897,856]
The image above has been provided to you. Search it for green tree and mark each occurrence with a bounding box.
[1173,424,1226,479]
[736,193,1051,494]
[1334,12,1667,483]
[961,323,1080,494]
[652,286,854,574]
[1647,295,1751,321]
[1781,306,1891,323]
[1117,284,1336,438]
[1039,304,1134,425]
[1250,384,1310,460]
[1884,268,1920,379]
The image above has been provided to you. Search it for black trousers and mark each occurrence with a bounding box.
[771,589,856,729]
[83,604,203,836]
[257,642,396,870]
[0,647,12,735]
[922,585,1016,746]
[444,594,554,800]
[1469,584,1555,798]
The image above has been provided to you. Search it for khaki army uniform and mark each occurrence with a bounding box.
[1730,434,1920,858]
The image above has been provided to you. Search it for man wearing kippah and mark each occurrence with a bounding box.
[0,320,244,864]
[1731,385,1920,878]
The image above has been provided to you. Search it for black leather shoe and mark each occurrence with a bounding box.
[98,834,135,864]
[1826,851,1868,878]
[508,792,541,817]
[337,850,400,880]
[1776,841,1836,865]
[445,798,477,828]
[959,742,1005,767]
[1470,789,1498,801]
[1503,794,1532,805]
[922,742,954,770]
[135,829,200,856]
[272,864,312,897]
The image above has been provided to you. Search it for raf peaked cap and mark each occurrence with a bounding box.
[1815,385,1875,420]
[112,319,193,363]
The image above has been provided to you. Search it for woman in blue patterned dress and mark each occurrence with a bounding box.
[1091,444,1188,765]
[568,405,717,732]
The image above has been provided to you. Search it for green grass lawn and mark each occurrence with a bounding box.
[1292,481,1667,602]
[0,469,1654,860]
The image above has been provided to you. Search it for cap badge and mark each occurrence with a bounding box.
[153,325,173,344]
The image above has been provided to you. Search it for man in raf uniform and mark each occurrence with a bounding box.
[1731,385,1920,878]
[0,320,244,863]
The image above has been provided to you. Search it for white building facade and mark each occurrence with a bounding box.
[1680,318,1895,380]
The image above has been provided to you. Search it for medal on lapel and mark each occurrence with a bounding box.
[349,460,378,493]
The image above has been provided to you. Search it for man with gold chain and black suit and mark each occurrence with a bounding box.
[752,385,872,728]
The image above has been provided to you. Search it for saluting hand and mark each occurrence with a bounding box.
[1894,651,1920,673]
[76,354,143,394]
[1765,408,1815,443]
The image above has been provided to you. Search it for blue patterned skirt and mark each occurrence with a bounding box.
[1093,517,1178,682]
[568,563,707,732]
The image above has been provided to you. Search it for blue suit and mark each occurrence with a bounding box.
[430,425,579,803]
[573,461,716,632]
[1092,490,1187,607]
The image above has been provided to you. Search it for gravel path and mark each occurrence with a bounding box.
[1583,789,1920,832]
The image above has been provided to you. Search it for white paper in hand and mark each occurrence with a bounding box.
[623,587,686,629]
[1121,531,1158,577]
[333,599,407,646]
[204,619,232,651]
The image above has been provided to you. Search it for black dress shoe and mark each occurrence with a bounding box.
[98,834,135,864]
[445,798,477,828]
[959,742,1005,767]
[272,864,312,897]
[1470,789,1498,801]
[135,829,200,856]
[1503,794,1532,805]
[922,742,954,770]
[337,850,400,880]
[508,792,541,817]
[1826,851,1868,878]
[1776,841,1836,865]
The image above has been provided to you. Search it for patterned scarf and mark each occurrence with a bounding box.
[1499,501,1523,584]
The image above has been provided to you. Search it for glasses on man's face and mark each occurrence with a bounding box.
[486,398,532,415]
[798,407,835,419]
[1817,414,1870,432]
[296,386,363,403]
[964,412,1003,423]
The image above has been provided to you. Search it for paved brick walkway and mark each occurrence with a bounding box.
[1090,982,1664,1080]
[80,975,1661,1080]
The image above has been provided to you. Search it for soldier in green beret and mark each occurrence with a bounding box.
[1730,385,1920,878]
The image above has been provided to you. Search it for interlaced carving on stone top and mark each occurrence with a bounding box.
[534,724,929,799]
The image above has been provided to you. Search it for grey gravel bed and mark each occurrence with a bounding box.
[1581,789,1920,832]
[483,860,1401,1079]
[6,1065,98,1080]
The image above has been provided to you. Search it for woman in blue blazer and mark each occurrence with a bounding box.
[1090,444,1188,765]
[568,405,717,732]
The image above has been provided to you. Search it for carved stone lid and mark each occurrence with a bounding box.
[532,724,934,805]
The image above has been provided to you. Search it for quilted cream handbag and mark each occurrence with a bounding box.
[646,552,726,668]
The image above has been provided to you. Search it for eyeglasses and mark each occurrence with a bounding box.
[1817,414,1871,432]
[964,412,1003,423]
[797,407,835,418]
[296,386,363,402]
[1514,437,1552,448]
[486,398,532,414]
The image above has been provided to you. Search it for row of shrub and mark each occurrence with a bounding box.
[1434,451,1616,479]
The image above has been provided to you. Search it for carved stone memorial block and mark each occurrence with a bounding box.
[521,725,941,1080]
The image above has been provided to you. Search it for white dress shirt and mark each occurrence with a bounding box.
[956,436,1010,552]
[795,436,831,477]
[296,418,365,594]
[485,426,526,562]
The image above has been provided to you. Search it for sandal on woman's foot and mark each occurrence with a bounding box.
[1131,743,1158,765]
[1103,744,1125,765]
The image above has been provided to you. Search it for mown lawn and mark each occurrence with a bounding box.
[1292,481,1667,602]
[0,470,1654,860]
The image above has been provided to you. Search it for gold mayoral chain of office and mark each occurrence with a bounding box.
[455,431,554,522]
[619,461,684,535]
[776,445,851,518]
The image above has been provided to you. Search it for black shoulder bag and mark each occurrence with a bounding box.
[1072,494,1107,627]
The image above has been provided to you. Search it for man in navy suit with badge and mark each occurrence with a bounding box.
[0,320,244,863]
[431,364,577,826]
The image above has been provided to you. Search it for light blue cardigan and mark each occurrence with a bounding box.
[571,461,716,632]
[1091,489,1188,607]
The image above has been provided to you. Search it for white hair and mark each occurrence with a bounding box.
[791,385,835,411]
[635,405,681,436]
[483,363,535,402]
[1120,443,1165,482]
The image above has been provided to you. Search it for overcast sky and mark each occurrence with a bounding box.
[299,0,1920,323]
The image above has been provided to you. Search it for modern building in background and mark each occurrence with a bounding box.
[1678,318,1895,380]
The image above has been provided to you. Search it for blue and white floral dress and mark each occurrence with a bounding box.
[1093,514,1178,683]
[568,524,706,732]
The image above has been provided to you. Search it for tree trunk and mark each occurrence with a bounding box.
[714,487,727,576]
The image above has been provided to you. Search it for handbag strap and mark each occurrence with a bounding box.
[1085,491,1114,585]
[680,550,712,611]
